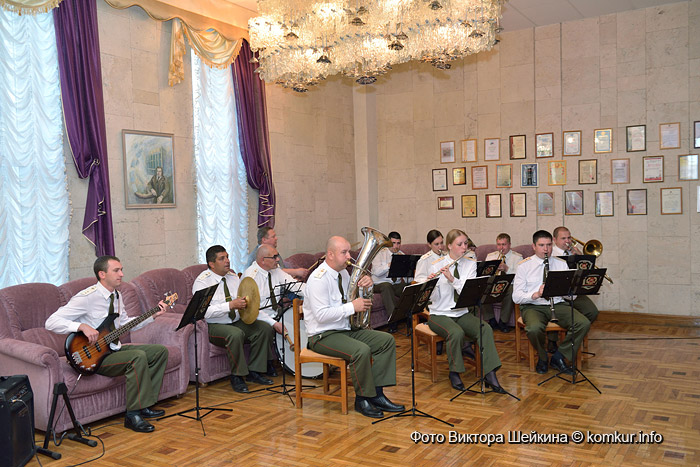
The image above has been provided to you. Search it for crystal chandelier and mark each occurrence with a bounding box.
[249,0,505,92]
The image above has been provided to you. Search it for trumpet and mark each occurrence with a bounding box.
[495,250,506,276]
[568,237,614,284]
[427,252,468,280]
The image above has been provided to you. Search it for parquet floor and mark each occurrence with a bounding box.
[28,320,700,467]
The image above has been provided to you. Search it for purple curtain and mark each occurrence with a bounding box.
[53,0,115,256]
[232,40,276,228]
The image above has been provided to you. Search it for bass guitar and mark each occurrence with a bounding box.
[65,292,178,375]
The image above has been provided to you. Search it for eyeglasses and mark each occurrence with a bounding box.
[264,255,281,260]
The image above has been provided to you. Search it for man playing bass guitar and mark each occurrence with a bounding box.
[45,256,169,433]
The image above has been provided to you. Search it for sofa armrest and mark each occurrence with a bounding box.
[0,337,62,370]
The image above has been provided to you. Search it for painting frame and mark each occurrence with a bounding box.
[122,129,176,209]
[660,187,682,215]
[471,165,489,189]
[484,138,500,161]
[564,190,584,215]
[510,192,526,217]
[536,132,554,158]
[521,163,538,188]
[496,164,513,188]
[509,134,526,160]
[643,155,664,183]
[438,196,454,210]
[548,160,566,186]
[440,140,456,163]
[595,191,614,217]
[626,124,646,152]
[485,194,502,218]
[578,159,597,185]
[594,128,613,154]
[453,167,467,186]
[432,168,448,191]
[659,122,680,150]
[462,195,477,218]
[563,130,581,156]
[627,189,647,215]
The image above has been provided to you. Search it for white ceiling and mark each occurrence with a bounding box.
[222,0,684,32]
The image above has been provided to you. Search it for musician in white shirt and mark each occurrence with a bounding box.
[371,231,407,332]
[414,229,444,283]
[482,233,522,333]
[426,229,505,393]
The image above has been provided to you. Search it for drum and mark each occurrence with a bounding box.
[275,308,323,378]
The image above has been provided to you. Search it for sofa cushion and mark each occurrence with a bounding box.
[131,268,191,316]
[0,283,65,339]
[21,328,65,355]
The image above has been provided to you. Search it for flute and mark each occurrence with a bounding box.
[427,252,468,280]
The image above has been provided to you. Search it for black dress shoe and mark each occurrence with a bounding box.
[484,371,506,394]
[140,407,165,419]
[267,361,278,377]
[369,395,405,413]
[497,321,511,333]
[125,412,154,433]
[550,352,575,375]
[535,359,548,374]
[230,375,250,393]
[461,342,476,359]
[449,371,465,391]
[354,398,384,418]
[487,318,499,330]
[246,371,274,385]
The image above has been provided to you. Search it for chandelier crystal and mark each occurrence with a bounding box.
[249,0,505,92]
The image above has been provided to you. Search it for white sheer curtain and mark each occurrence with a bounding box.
[191,51,248,271]
[0,9,69,288]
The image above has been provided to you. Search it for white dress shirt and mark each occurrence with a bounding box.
[45,282,151,351]
[485,249,523,275]
[512,255,571,305]
[304,261,356,336]
[371,247,405,284]
[192,269,242,324]
[243,262,305,325]
[426,255,477,318]
[414,250,442,283]
[552,245,568,257]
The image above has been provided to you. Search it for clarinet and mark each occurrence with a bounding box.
[543,252,558,321]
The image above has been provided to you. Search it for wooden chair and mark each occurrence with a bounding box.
[293,299,349,414]
[514,304,588,371]
[412,310,481,383]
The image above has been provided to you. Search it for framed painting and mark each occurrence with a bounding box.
[122,130,176,209]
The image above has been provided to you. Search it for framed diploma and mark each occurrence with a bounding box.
[472,165,488,189]
[440,141,456,163]
[496,164,512,188]
[563,130,581,156]
[643,155,664,183]
[521,163,538,187]
[659,123,680,150]
[438,196,454,210]
[510,135,526,160]
[565,190,584,215]
[462,194,477,218]
[626,125,646,152]
[453,167,467,185]
[578,159,597,185]
[660,187,682,214]
[432,168,448,191]
[594,128,613,154]
[627,189,647,215]
[536,132,554,158]
[595,191,614,217]
[537,192,555,216]
[510,192,526,217]
[485,194,502,218]
[678,154,699,181]
[484,138,500,161]
[695,121,700,149]
[611,158,630,184]
[462,139,477,162]
[548,160,566,186]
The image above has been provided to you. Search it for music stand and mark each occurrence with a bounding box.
[158,285,231,435]
[538,269,603,394]
[476,260,502,278]
[557,254,596,271]
[372,278,453,427]
[387,254,420,280]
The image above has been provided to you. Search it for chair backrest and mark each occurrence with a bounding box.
[131,268,191,315]
[293,299,303,365]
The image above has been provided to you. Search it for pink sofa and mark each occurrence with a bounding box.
[0,279,191,432]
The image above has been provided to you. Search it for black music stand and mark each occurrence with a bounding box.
[387,254,420,280]
[476,260,502,278]
[158,284,231,435]
[372,278,453,427]
[450,276,520,402]
[538,269,603,394]
[558,254,596,271]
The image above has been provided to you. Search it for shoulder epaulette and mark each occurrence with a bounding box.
[551,256,567,264]
[518,256,533,265]
[431,255,446,265]
[200,270,212,279]
[512,250,523,258]
[225,271,237,277]
[420,251,432,260]
[314,267,328,279]
[464,256,477,263]
[78,285,97,296]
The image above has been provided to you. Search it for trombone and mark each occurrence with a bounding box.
[569,237,614,284]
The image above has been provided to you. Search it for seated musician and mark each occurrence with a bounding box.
[426,229,506,393]
[245,227,307,280]
[243,244,303,376]
[305,236,405,418]
[414,229,444,283]
[371,231,408,333]
[512,230,591,375]
[45,256,168,433]
[193,245,275,393]
[482,233,522,333]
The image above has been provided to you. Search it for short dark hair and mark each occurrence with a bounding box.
[496,233,511,243]
[205,245,227,266]
[426,229,442,243]
[532,230,552,244]
[94,255,120,279]
[257,227,273,245]
[388,231,401,240]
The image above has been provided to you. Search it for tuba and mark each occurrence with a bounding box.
[347,227,392,329]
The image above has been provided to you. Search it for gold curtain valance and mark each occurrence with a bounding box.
[0,0,64,15]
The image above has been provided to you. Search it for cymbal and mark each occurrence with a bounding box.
[237,277,260,324]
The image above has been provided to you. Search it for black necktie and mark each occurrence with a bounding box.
[268,272,278,309]
[108,293,116,315]
[453,263,460,303]
[222,277,236,321]
[337,274,347,304]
